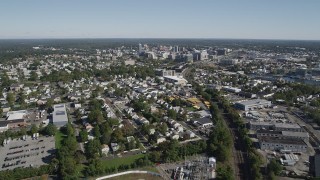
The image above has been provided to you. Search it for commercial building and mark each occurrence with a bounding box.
[274,123,304,132]
[163,76,188,86]
[155,69,176,76]
[223,86,241,93]
[280,154,299,166]
[219,59,239,65]
[259,137,308,152]
[6,110,28,120]
[235,99,272,111]
[193,117,213,128]
[0,119,26,132]
[250,122,303,132]
[257,130,309,141]
[52,104,68,127]
[249,121,275,130]
[314,154,320,177]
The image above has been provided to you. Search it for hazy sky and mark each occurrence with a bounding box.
[1,0,320,40]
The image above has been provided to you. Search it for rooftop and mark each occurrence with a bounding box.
[52,104,68,123]
[236,99,271,106]
[194,117,213,125]
[259,137,307,146]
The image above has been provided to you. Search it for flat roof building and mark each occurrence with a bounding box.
[235,99,271,111]
[52,104,68,128]
[259,136,308,152]
[257,130,309,141]
[315,154,320,177]
[250,122,303,132]
[193,117,213,128]
[163,76,188,86]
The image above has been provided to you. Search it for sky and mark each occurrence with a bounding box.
[0,0,320,40]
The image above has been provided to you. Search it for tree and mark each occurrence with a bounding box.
[158,123,168,135]
[74,150,86,164]
[267,159,282,176]
[88,109,104,124]
[30,124,39,135]
[111,128,124,142]
[43,123,57,136]
[79,129,88,142]
[85,139,101,159]
[6,92,15,106]
[59,156,78,179]
[141,124,151,135]
[100,132,111,145]
[46,98,54,109]
[93,125,101,138]
[149,151,161,162]
[85,158,104,176]
[29,71,38,81]
[65,123,74,136]
[62,136,78,153]
[216,164,234,180]
[167,109,177,120]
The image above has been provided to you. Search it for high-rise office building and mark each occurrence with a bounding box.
[138,43,144,54]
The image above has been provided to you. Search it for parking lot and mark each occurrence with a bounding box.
[0,136,55,170]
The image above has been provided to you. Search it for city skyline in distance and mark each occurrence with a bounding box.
[1,0,320,40]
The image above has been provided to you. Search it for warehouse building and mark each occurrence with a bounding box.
[52,104,68,128]
[235,99,271,111]
[192,117,213,128]
[259,137,308,152]
[163,76,188,86]
[257,130,309,141]
[249,122,303,132]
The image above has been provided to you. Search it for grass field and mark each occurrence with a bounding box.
[55,130,66,149]
[101,154,145,169]
[186,106,197,112]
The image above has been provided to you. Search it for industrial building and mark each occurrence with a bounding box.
[314,154,320,177]
[155,69,175,76]
[259,137,308,152]
[235,99,272,111]
[163,76,188,86]
[52,104,68,127]
[192,117,213,128]
[249,122,303,132]
[256,130,309,141]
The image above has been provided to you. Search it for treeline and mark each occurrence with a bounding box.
[208,102,234,180]
[207,89,264,180]
[149,140,207,163]
[85,156,153,177]
[301,106,320,125]
[39,64,156,83]
[272,83,320,105]
[56,123,82,179]
[187,78,235,179]
[0,165,54,180]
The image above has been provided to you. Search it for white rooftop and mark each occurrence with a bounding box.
[52,104,68,123]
